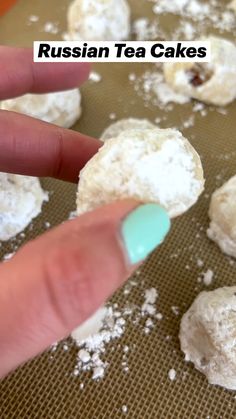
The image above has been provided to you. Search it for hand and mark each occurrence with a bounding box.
[0,47,170,378]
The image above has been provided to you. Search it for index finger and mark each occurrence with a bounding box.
[0,46,90,100]
[0,110,101,182]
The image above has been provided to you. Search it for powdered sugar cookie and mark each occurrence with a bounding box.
[67,0,130,41]
[0,174,48,241]
[180,286,236,390]
[1,89,81,128]
[207,175,236,258]
[77,128,204,218]
[164,37,236,106]
[101,118,156,142]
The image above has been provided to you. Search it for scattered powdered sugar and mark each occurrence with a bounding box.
[192,103,205,113]
[68,210,77,220]
[121,405,128,414]
[171,306,180,316]
[27,15,39,24]
[142,288,158,315]
[181,115,195,129]
[152,0,189,14]
[68,287,159,380]
[132,18,160,41]
[148,0,236,33]
[197,258,204,268]
[177,21,196,40]
[71,306,126,380]
[2,252,15,262]
[27,16,61,35]
[89,71,102,83]
[78,349,91,363]
[129,0,235,120]
[168,368,177,381]
[62,32,71,41]
[44,221,51,229]
[63,343,69,351]
[202,269,214,286]
[71,307,108,345]
[109,112,117,120]
[43,21,59,34]
[130,67,189,109]
[152,78,190,106]
[92,366,105,380]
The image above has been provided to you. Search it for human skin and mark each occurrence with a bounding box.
[0,48,170,378]
[0,47,141,377]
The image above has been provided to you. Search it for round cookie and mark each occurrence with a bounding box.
[101,118,156,142]
[77,128,205,218]
[67,0,130,41]
[180,286,236,390]
[0,174,48,241]
[1,89,82,128]
[164,37,236,106]
[207,175,236,258]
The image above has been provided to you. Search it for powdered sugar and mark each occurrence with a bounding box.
[142,288,158,315]
[0,174,48,242]
[152,0,189,14]
[130,68,189,109]
[69,286,160,380]
[77,128,204,219]
[148,0,236,33]
[89,71,102,83]
[122,405,128,414]
[2,252,15,261]
[71,306,125,379]
[202,269,214,286]
[168,368,177,381]
[28,15,39,24]
[132,18,160,41]
[1,89,82,129]
[71,307,108,344]
[67,0,130,41]
[43,21,59,34]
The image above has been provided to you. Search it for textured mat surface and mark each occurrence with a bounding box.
[0,1,236,418]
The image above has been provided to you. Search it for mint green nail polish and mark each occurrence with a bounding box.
[121,204,171,265]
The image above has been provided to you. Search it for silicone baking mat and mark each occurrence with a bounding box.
[0,0,236,418]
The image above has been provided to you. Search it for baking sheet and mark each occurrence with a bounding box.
[0,0,236,418]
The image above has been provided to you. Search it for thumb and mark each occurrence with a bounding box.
[0,201,170,377]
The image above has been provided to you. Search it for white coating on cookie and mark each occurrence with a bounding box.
[67,0,130,41]
[1,89,81,128]
[164,36,236,106]
[0,174,48,241]
[101,118,156,141]
[180,286,236,390]
[207,175,236,258]
[77,128,204,218]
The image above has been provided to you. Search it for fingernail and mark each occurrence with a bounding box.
[121,204,171,265]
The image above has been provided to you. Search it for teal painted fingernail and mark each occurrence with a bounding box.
[121,204,171,265]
